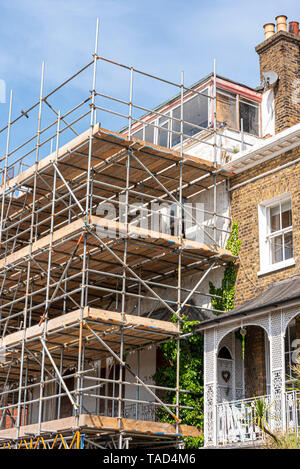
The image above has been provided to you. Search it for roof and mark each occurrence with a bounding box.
[146,73,261,114]
[231,275,300,314]
[193,275,300,332]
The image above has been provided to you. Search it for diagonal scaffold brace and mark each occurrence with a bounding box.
[84,322,181,423]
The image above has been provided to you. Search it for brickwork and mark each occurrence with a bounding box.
[231,146,300,305]
[244,326,266,398]
[256,30,300,133]
[230,30,300,306]
[296,317,300,346]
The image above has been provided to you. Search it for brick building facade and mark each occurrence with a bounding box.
[232,23,300,306]
[231,147,300,306]
[202,15,300,447]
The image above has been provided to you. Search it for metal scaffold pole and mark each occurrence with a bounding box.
[213,59,217,248]
[0,90,13,255]
[35,61,46,437]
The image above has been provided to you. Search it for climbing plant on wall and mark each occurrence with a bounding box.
[209,221,241,313]
[153,318,204,448]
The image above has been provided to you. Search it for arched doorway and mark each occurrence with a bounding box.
[217,346,234,402]
[217,325,270,402]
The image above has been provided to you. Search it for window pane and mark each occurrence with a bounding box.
[145,124,154,144]
[270,205,280,232]
[284,231,293,260]
[158,119,169,148]
[171,106,181,147]
[132,128,143,140]
[271,235,283,264]
[216,92,236,129]
[183,91,208,137]
[282,200,292,229]
[239,99,259,136]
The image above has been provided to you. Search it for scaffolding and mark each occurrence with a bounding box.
[0,19,240,449]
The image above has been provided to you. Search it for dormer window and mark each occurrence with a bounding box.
[130,78,261,148]
[216,91,260,136]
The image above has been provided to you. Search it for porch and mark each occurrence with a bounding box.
[216,391,300,446]
[200,276,300,447]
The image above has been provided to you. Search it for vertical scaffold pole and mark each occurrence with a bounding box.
[0,90,13,257]
[86,17,99,219]
[213,59,217,248]
[42,112,60,422]
[0,90,12,341]
[25,61,45,439]
[176,70,184,437]
[76,18,99,427]
[128,67,133,140]
[118,67,133,447]
[118,149,130,449]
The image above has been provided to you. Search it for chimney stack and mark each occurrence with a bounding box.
[289,21,299,35]
[275,15,287,32]
[263,23,275,40]
[256,15,300,133]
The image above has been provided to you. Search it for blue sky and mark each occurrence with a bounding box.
[0,0,299,169]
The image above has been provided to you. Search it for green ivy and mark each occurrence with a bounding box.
[209,222,241,313]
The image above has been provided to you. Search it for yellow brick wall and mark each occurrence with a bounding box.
[244,326,266,397]
[256,31,300,133]
[231,147,300,306]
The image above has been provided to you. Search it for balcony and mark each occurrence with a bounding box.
[216,392,300,446]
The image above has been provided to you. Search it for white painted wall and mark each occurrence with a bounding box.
[124,348,157,420]
[29,378,57,424]
[182,129,260,164]
[261,89,275,137]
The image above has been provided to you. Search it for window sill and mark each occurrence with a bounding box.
[258,258,295,277]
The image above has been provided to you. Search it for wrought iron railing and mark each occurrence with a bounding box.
[216,395,272,445]
[122,403,157,422]
[285,391,300,433]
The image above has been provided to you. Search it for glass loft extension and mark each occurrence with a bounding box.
[132,89,209,148]
[131,76,261,150]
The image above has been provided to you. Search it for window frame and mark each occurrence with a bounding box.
[258,193,295,276]
[216,89,238,130]
[131,83,261,145]
[238,97,260,136]
[131,87,210,148]
[216,88,260,136]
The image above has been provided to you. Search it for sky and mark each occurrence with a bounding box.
[0,0,299,169]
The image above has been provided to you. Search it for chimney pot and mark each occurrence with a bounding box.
[275,15,288,32]
[264,23,275,40]
[289,21,299,35]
